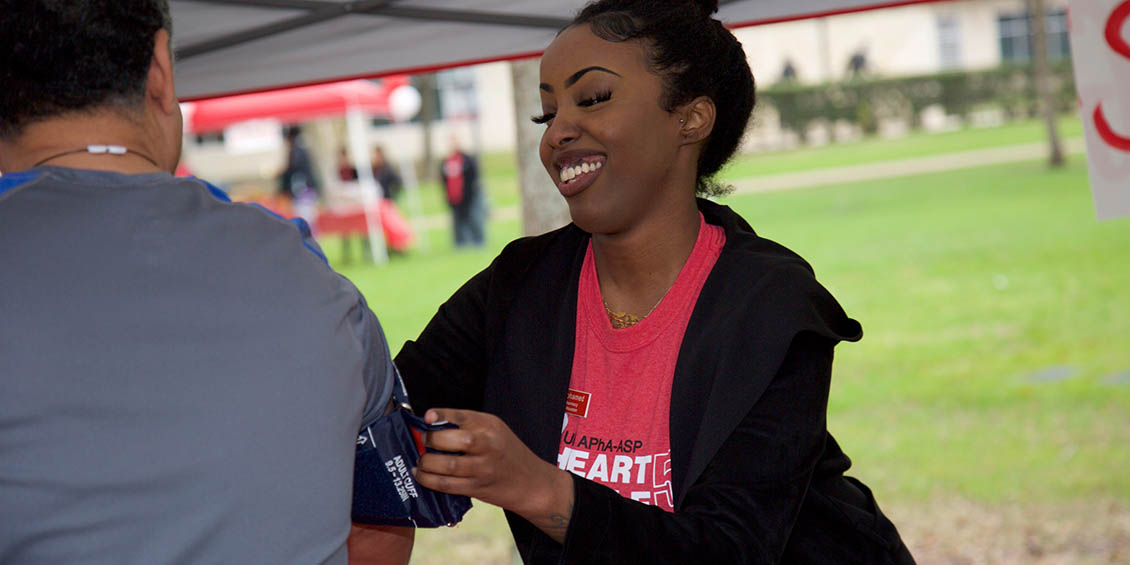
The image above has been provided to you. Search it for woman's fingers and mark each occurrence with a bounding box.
[414,453,503,495]
[424,428,476,453]
[408,408,572,524]
[423,408,504,454]
[425,407,472,426]
[416,451,479,478]
[412,466,482,496]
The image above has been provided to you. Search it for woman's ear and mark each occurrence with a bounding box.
[678,96,716,146]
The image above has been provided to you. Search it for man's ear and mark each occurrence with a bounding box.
[147,29,177,115]
[678,96,716,146]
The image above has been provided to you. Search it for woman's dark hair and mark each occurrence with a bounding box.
[571,0,755,196]
[0,0,172,140]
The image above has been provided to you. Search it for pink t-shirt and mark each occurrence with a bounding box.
[556,214,725,512]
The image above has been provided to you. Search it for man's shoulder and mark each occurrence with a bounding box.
[0,170,45,200]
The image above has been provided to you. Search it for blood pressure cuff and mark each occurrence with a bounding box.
[351,376,473,528]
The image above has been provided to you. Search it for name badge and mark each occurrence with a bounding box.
[565,388,591,418]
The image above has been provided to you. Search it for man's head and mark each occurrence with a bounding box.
[0,0,182,171]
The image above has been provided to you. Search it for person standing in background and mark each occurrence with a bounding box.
[280,126,321,222]
[371,146,403,202]
[337,146,358,182]
[439,135,486,248]
[280,126,321,199]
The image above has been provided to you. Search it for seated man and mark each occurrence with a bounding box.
[0,1,410,562]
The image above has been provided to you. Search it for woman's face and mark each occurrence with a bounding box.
[537,24,686,235]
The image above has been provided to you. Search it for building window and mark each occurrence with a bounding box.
[1044,9,1071,60]
[938,14,962,70]
[998,9,1071,63]
[436,68,478,120]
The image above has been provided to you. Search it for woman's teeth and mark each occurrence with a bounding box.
[560,161,602,183]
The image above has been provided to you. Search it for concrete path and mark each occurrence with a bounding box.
[728,137,1086,195]
[415,138,1087,230]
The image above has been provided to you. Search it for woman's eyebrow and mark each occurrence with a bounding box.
[540,66,621,93]
[565,66,620,88]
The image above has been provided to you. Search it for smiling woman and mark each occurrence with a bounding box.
[395,1,914,563]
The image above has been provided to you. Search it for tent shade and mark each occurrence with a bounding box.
[184,77,406,133]
[171,0,948,101]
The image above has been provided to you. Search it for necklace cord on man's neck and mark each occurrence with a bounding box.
[32,145,161,169]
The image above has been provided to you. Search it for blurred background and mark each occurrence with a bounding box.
[175,0,1129,562]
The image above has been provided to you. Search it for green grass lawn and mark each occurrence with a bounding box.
[718,114,1084,180]
[321,123,1128,561]
[722,158,1130,503]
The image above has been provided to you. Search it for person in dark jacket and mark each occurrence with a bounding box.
[372,146,403,202]
[439,135,486,248]
[398,0,914,563]
[279,126,320,200]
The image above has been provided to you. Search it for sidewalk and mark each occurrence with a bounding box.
[414,138,1087,230]
[727,137,1086,195]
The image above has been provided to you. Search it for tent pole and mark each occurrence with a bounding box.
[346,104,389,264]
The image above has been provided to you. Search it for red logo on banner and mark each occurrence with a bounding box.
[1095,0,1130,152]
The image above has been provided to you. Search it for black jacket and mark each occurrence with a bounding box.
[438,151,480,212]
[397,199,914,564]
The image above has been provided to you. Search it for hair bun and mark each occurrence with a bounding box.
[693,0,720,14]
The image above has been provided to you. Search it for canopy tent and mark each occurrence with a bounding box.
[179,73,419,263]
[183,76,408,133]
[171,0,948,101]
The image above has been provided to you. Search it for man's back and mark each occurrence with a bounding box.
[0,167,393,563]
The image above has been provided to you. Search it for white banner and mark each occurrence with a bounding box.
[223,119,282,156]
[1069,0,1130,220]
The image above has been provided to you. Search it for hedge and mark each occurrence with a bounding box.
[757,62,1076,141]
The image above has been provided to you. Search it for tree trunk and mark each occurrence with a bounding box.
[1027,0,1065,167]
[510,58,570,236]
[417,73,438,181]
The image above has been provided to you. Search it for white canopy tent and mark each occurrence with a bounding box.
[171,0,946,100]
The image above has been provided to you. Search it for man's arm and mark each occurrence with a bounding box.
[347,524,414,565]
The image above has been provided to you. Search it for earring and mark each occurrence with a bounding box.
[679,118,685,124]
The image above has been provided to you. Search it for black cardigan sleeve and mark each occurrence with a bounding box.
[557,331,834,563]
[395,261,492,413]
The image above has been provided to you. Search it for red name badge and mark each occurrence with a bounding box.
[565,389,591,418]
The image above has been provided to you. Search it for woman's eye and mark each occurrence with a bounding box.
[578,91,611,107]
[531,112,555,125]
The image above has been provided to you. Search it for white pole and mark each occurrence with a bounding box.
[345,104,388,264]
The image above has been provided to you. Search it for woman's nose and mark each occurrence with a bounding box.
[544,113,580,148]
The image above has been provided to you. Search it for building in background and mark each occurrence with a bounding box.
[733,0,1070,86]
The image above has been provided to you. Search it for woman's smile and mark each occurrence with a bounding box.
[554,152,606,197]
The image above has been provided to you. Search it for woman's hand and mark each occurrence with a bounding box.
[413,408,575,543]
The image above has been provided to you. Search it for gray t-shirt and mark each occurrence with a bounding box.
[0,167,395,564]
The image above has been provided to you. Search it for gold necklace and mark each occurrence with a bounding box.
[603,287,670,329]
